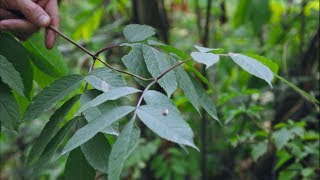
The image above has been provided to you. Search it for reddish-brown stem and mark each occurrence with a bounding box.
[48,25,152,81]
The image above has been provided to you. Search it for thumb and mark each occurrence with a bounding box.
[17,0,51,27]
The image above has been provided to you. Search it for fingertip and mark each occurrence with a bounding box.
[39,15,51,27]
[45,30,56,49]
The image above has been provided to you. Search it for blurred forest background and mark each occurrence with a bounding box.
[1,0,319,179]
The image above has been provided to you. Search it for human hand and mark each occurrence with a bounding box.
[0,0,59,49]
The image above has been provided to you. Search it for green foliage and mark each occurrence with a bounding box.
[0,84,20,130]
[108,118,140,180]
[0,18,318,180]
[123,24,156,42]
[0,33,33,99]
[22,33,68,77]
[64,147,96,180]
[27,95,80,166]
[0,55,24,96]
[142,44,178,97]
[23,75,84,121]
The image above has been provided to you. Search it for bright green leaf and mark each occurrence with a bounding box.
[108,118,140,180]
[27,95,80,166]
[123,24,155,42]
[65,148,96,180]
[81,133,111,173]
[0,55,24,96]
[136,91,198,150]
[142,44,177,97]
[229,53,274,88]
[61,106,135,156]
[22,33,68,77]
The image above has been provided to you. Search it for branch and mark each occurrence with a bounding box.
[133,59,190,118]
[48,25,152,81]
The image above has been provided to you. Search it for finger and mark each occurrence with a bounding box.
[17,0,51,27]
[44,0,59,49]
[0,9,20,20]
[0,19,39,35]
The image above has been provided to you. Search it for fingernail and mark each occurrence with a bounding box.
[39,15,50,26]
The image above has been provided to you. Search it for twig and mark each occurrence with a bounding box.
[94,44,119,57]
[133,59,189,118]
[48,25,152,81]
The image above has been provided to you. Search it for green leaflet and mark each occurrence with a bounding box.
[85,67,126,92]
[108,118,140,180]
[142,44,177,97]
[81,133,111,174]
[76,87,140,115]
[121,43,152,86]
[27,95,80,166]
[23,75,84,121]
[229,53,274,88]
[0,55,24,96]
[22,33,68,77]
[0,84,20,130]
[65,147,96,180]
[147,40,215,91]
[190,52,220,68]
[170,57,200,113]
[136,91,198,150]
[190,77,220,123]
[33,116,80,168]
[123,24,155,42]
[61,106,135,156]
[80,90,119,135]
[0,33,33,99]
